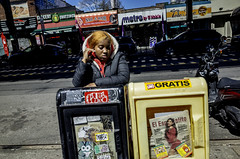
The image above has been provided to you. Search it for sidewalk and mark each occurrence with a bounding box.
[1,67,240,159]
[0,140,240,159]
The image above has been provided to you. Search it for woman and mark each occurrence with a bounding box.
[72,31,130,87]
[165,118,181,156]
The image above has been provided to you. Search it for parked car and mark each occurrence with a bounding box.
[153,29,222,56]
[8,44,67,66]
[115,36,137,57]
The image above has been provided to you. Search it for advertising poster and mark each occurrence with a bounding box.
[166,2,211,22]
[11,2,30,18]
[76,10,118,28]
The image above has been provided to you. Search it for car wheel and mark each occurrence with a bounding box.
[165,47,174,56]
[205,43,215,53]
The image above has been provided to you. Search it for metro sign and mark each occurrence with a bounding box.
[85,90,109,104]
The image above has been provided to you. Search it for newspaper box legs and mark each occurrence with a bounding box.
[128,77,209,159]
[56,86,130,159]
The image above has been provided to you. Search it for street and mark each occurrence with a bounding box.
[0,54,240,158]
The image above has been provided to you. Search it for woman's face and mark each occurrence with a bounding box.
[94,39,112,62]
[167,119,173,127]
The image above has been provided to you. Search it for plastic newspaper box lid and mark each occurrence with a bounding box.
[127,77,209,159]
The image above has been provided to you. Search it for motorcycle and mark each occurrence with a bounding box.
[196,45,240,131]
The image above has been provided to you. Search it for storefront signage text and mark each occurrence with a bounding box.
[122,14,162,23]
[118,9,166,26]
[0,17,37,33]
[76,10,118,28]
[37,11,75,23]
[145,79,192,90]
[166,2,211,22]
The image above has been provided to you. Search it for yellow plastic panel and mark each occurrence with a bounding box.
[128,77,209,159]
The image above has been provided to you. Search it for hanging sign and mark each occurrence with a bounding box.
[1,32,9,56]
[166,1,212,22]
[76,10,118,28]
[118,9,166,26]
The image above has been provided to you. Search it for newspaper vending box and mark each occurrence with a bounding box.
[128,77,209,159]
[56,86,129,159]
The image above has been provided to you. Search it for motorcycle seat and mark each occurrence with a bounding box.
[217,77,240,89]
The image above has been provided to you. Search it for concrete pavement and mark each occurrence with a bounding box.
[1,68,240,159]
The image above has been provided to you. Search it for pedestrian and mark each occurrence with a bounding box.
[72,30,130,87]
[165,118,181,156]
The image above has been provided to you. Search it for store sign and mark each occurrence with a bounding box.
[166,2,211,22]
[145,79,192,90]
[0,17,37,33]
[37,11,75,23]
[75,10,118,28]
[118,9,166,26]
[51,13,60,23]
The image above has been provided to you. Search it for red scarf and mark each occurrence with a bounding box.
[92,52,106,77]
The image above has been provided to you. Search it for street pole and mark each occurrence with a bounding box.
[0,0,19,52]
[186,0,193,30]
[35,6,46,45]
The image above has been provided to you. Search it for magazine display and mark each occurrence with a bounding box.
[149,110,192,158]
[73,115,117,159]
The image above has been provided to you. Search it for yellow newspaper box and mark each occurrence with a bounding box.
[128,77,209,159]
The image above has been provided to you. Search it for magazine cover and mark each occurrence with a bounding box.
[149,110,192,158]
[73,115,117,159]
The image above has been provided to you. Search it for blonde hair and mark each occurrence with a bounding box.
[88,31,113,49]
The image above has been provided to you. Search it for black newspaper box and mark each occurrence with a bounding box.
[56,86,130,159]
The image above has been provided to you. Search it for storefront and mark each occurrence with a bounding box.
[166,1,212,38]
[0,16,38,52]
[75,10,119,38]
[118,9,166,46]
[32,9,81,54]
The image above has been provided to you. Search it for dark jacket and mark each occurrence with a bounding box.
[72,52,130,87]
[72,32,130,87]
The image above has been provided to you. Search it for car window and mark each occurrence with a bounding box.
[175,32,190,40]
[23,46,40,53]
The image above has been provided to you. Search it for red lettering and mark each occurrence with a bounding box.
[152,122,157,127]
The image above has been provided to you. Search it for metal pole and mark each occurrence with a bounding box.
[186,0,193,30]
[36,6,46,45]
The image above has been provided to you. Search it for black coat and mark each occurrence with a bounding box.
[72,52,130,87]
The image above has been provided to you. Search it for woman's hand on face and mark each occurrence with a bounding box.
[82,48,95,63]
[84,83,97,87]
